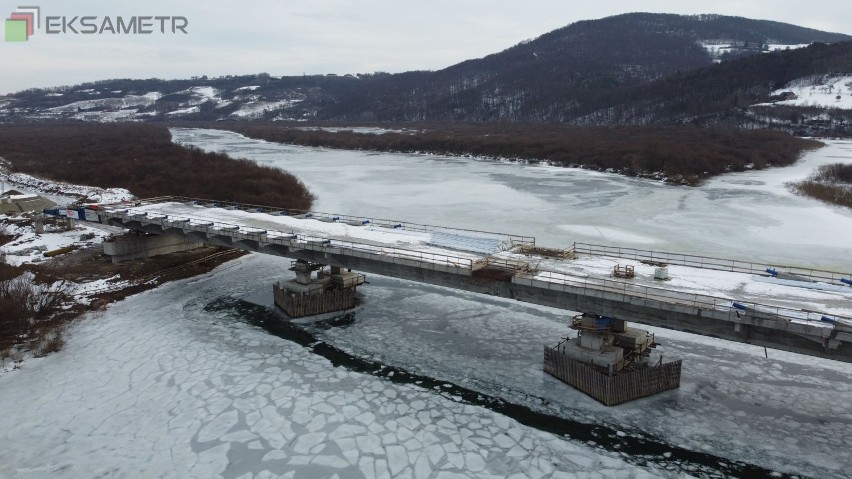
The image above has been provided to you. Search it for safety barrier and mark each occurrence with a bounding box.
[112,196,535,248]
[518,270,852,328]
[571,242,850,284]
[100,208,478,274]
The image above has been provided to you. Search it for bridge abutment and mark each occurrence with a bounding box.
[102,233,205,263]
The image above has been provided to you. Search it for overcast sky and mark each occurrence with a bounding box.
[2,0,851,94]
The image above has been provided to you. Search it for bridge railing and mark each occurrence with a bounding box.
[570,242,851,284]
[521,270,852,329]
[118,196,536,248]
[102,209,479,273]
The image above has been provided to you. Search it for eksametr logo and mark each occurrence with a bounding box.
[5,6,39,42]
[5,4,189,43]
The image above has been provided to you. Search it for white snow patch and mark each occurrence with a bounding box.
[766,43,810,52]
[189,86,218,100]
[759,74,852,109]
[167,106,201,116]
[297,127,422,135]
[72,109,139,122]
[47,92,162,113]
[698,41,809,64]
[0,218,114,267]
[428,231,508,254]
[0,170,133,204]
[229,100,300,119]
[172,86,222,106]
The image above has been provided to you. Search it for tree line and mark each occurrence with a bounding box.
[211,122,822,185]
[0,123,314,210]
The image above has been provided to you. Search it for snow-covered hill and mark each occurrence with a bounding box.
[1,13,850,127]
[0,79,313,122]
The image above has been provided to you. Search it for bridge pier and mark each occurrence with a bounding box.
[544,314,682,406]
[273,260,366,318]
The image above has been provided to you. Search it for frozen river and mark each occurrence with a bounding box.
[2,129,851,479]
[171,129,852,271]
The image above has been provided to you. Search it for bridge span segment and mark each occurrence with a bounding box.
[97,197,852,363]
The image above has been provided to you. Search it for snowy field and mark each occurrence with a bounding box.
[2,129,852,478]
[761,73,852,109]
[231,100,302,120]
[698,41,809,63]
[0,219,114,267]
[0,169,133,205]
[0,170,132,266]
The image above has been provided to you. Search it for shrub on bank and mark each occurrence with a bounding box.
[0,264,69,355]
[789,163,852,208]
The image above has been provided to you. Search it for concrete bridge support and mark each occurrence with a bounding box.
[102,233,205,263]
[273,259,366,318]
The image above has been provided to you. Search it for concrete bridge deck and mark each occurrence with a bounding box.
[96,197,852,363]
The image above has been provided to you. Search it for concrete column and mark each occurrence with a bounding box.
[34,215,44,234]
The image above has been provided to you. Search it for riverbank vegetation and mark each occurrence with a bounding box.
[0,262,69,359]
[0,233,245,371]
[210,122,822,185]
[0,123,314,210]
[789,163,852,208]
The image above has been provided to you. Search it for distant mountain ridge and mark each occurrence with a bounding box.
[2,12,852,134]
[314,13,852,123]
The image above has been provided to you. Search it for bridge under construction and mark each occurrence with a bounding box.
[62,196,852,365]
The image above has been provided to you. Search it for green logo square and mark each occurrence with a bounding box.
[5,19,27,42]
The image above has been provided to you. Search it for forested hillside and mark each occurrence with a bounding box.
[2,13,850,130]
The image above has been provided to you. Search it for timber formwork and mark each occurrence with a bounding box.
[543,346,682,406]
[273,284,357,318]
